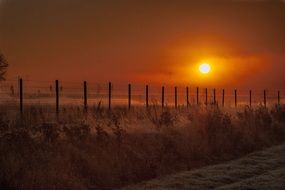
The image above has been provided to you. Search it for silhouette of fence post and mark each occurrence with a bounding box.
[197,87,199,105]
[264,90,266,107]
[174,86,177,109]
[186,86,189,108]
[205,88,208,105]
[128,84,131,109]
[19,78,23,113]
[222,89,225,107]
[234,89,237,107]
[83,81,87,111]
[146,85,149,108]
[249,90,252,107]
[108,82,112,110]
[278,91,280,105]
[56,80,59,113]
[162,86,165,108]
[213,88,216,105]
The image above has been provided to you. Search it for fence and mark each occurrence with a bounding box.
[0,78,284,113]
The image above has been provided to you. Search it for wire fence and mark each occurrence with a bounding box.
[0,78,284,113]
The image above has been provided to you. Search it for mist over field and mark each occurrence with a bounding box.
[1,0,285,189]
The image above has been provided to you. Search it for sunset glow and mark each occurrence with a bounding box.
[0,1,285,189]
[199,63,211,74]
[0,0,285,88]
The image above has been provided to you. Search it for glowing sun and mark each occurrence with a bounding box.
[199,63,211,74]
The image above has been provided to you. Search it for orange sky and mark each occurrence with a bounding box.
[1,0,285,88]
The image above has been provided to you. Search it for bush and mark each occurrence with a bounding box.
[0,105,284,189]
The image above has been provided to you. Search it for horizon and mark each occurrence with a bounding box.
[1,0,285,89]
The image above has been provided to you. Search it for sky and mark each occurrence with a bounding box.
[0,0,285,88]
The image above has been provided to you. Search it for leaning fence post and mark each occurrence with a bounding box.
[128,83,131,109]
[83,81,87,111]
[56,80,59,113]
[19,78,23,113]
[249,90,252,107]
[205,88,208,106]
[264,90,266,107]
[234,89,237,108]
[108,82,112,110]
[174,86,177,109]
[162,86,165,108]
[278,91,280,105]
[186,86,189,108]
[146,85,149,108]
[197,87,199,105]
[222,89,225,107]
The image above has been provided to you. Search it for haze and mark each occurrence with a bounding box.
[1,0,285,88]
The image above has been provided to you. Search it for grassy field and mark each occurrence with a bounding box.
[122,143,285,190]
[0,104,285,189]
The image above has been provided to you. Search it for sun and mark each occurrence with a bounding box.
[199,63,211,74]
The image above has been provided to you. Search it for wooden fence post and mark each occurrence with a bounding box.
[222,89,225,107]
[146,85,149,108]
[205,88,208,105]
[128,83,131,109]
[83,81,87,111]
[162,86,165,108]
[19,78,23,113]
[174,86,177,109]
[108,82,112,110]
[278,91,280,105]
[186,86,189,108]
[213,88,216,105]
[234,89,237,108]
[249,90,252,107]
[264,90,266,107]
[197,87,199,105]
[56,80,59,113]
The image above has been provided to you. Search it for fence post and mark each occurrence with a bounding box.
[278,91,280,105]
[162,86,165,108]
[264,90,266,107]
[213,88,216,105]
[19,78,23,113]
[222,89,225,107]
[174,86,177,109]
[197,87,199,105]
[234,89,237,108]
[249,90,252,107]
[146,85,149,108]
[186,86,189,108]
[205,88,208,105]
[56,80,59,113]
[84,81,87,111]
[108,82,112,110]
[128,83,131,110]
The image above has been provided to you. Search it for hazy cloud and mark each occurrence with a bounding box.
[0,0,285,87]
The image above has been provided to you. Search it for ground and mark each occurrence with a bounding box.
[122,143,285,190]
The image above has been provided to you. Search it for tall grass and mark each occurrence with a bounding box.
[0,104,285,189]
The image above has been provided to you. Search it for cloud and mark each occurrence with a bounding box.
[0,0,8,6]
[1,0,285,87]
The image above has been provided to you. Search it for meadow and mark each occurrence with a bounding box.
[0,103,285,190]
[123,143,285,190]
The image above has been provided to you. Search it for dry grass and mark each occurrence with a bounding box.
[122,143,285,190]
[0,104,285,189]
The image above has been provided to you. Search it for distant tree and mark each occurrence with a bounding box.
[0,52,8,81]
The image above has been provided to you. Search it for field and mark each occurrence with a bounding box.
[0,104,285,189]
[123,143,285,190]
